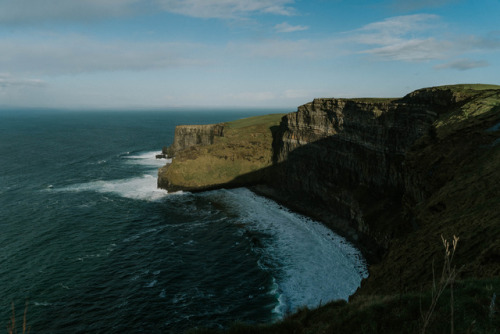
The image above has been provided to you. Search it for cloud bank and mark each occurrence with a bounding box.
[0,0,142,24]
[0,74,45,88]
[434,59,489,71]
[347,14,499,64]
[0,0,296,24]
[156,0,296,18]
[274,22,309,33]
[0,36,211,75]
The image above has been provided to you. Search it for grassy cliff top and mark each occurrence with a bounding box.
[426,83,500,91]
[158,113,285,191]
[225,113,284,129]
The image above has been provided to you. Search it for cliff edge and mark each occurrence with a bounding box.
[158,113,283,192]
[158,84,500,305]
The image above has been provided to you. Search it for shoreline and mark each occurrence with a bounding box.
[248,184,382,266]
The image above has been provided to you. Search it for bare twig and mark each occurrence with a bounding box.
[421,235,459,334]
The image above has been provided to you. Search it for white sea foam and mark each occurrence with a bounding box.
[208,188,368,317]
[58,151,171,201]
[123,151,171,167]
[61,174,168,201]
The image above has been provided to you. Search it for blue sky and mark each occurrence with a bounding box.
[0,0,499,109]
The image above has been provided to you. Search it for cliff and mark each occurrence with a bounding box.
[265,97,436,256]
[163,123,224,158]
[158,84,500,300]
[158,114,283,191]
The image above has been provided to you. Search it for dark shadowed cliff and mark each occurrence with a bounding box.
[159,84,500,333]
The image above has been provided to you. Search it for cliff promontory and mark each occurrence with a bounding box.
[158,114,283,191]
[158,84,500,332]
[163,123,224,158]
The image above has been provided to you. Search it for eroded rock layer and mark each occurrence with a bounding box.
[268,98,437,253]
[164,123,224,158]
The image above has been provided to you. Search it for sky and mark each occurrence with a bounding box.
[0,0,499,109]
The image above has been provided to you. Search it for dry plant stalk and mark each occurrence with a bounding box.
[421,235,459,334]
[7,302,30,334]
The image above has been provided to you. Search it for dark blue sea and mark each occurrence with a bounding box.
[0,109,367,333]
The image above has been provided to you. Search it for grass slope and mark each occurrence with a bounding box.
[360,86,500,297]
[163,113,284,191]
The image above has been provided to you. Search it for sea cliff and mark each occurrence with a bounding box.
[158,84,500,332]
[158,114,283,192]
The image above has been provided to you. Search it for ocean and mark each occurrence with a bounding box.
[0,109,367,333]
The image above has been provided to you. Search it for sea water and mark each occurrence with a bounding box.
[0,109,367,333]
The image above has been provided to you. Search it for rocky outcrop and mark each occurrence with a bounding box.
[165,123,224,158]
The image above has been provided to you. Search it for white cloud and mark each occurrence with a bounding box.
[227,38,339,59]
[351,14,441,46]
[0,0,296,24]
[434,58,490,71]
[361,38,453,61]
[156,0,296,19]
[0,0,142,24]
[0,73,46,88]
[343,14,453,62]
[345,14,500,63]
[274,22,309,33]
[0,35,211,75]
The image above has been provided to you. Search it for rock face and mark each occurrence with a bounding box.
[165,123,224,158]
[158,85,500,293]
[268,98,436,252]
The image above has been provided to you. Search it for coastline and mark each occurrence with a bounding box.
[158,84,500,332]
[248,184,382,265]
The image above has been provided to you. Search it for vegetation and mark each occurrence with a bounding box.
[187,279,499,334]
[176,84,500,333]
[6,303,30,334]
[343,97,398,103]
[163,113,284,190]
[361,85,500,297]
[188,235,499,334]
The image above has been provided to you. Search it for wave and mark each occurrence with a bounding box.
[203,188,368,317]
[122,151,171,167]
[55,150,172,201]
[58,174,168,201]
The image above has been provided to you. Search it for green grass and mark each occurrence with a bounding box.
[161,113,285,191]
[226,114,284,129]
[435,84,500,91]
[344,97,399,103]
